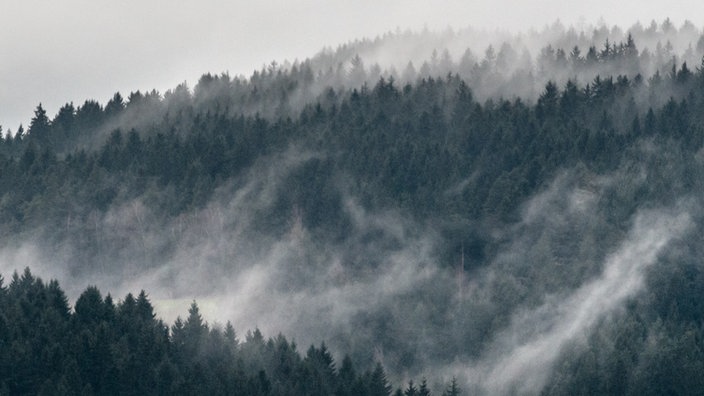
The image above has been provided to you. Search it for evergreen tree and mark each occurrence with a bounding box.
[442,377,460,396]
[418,378,430,396]
[404,379,418,396]
[369,363,392,396]
[28,104,50,143]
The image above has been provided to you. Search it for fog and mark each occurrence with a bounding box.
[0,145,448,371]
[91,17,704,139]
[4,8,704,394]
[475,208,691,395]
[4,1,704,131]
[0,137,696,394]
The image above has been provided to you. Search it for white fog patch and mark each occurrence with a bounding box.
[0,243,68,285]
[20,145,443,352]
[184,197,440,347]
[520,170,605,226]
[473,208,691,395]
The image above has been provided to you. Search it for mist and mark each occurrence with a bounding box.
[5,14,704,395]
[472,208,691,395]
[0,143,443,355]
[0,140,697,393]
[5,0,704,130]
[6,17,704,136]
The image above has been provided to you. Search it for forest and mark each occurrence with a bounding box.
[0,268,462,395]
[3,20,704,395]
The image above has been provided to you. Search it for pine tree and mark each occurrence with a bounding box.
[418,378,431,396]
[442,377,460,396]
[28,104,51,143]
[224,321,239,351]
[404,379,418,396]
[369,362,392,396]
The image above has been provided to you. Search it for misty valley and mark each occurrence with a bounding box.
[4,19,704,395]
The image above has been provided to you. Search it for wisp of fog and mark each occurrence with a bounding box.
[469,208,691,395]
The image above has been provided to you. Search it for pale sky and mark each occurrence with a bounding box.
[2,0,703,131]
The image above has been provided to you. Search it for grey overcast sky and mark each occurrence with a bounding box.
[2,0,703,131]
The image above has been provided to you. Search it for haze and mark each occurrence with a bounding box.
[2,0,703,132]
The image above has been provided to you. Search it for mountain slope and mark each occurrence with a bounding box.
[3,25,704,394]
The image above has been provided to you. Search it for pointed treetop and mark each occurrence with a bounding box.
[136,290,155,321]
[29,103,51,142]
[442,377,461,396]
[224,321,239,347]
[370,362,392,396]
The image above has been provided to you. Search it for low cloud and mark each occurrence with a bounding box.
[454,207,691,395]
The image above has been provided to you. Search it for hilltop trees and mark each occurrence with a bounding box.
[28,104,51,144]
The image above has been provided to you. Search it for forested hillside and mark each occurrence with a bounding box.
[3,21,704,395]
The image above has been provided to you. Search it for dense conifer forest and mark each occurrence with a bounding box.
[0,268,461,395]
[4,21,704,394]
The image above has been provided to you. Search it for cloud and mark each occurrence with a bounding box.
[471,207,691,395]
